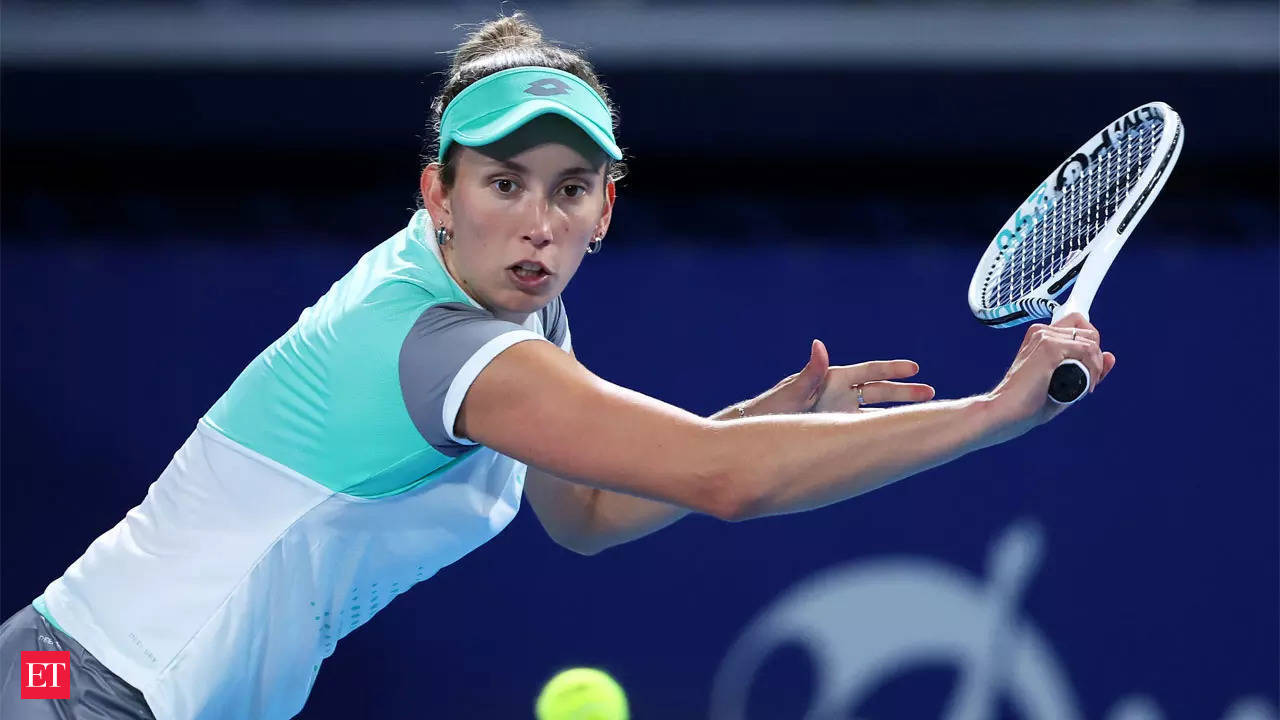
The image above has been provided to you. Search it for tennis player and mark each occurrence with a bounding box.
[0,12,1114,720]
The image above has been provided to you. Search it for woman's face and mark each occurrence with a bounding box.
[421,114,615,323]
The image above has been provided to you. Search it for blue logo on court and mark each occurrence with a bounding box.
[525,78,572,97]
[712,520,1278,720]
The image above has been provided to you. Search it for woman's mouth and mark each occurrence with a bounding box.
[508,260,552,288]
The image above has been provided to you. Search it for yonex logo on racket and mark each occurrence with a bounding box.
[20,650,70,699]
[524,78,572,97]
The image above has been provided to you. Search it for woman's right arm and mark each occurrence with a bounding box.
[455,314,1111,522]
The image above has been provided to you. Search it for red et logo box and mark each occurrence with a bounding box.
[21,650,70,699]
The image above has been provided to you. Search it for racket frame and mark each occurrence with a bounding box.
[967,101,1184,329]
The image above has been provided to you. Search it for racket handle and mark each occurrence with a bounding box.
[1048,359,1091,405]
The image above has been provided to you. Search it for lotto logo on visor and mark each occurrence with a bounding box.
[21,651,70,699]
[524,78,571,97]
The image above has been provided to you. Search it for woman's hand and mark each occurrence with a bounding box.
[981,313,1117,445]
[744,339,935,416]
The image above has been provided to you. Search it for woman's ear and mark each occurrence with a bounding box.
[421,163,450,228]
[596,177,616,238]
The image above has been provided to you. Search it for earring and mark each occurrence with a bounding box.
[436,226,451,246]
[587,235,604,255]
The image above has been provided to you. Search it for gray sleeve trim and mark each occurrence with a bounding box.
[398,302,543,457]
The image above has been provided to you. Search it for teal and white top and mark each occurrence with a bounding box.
[34,209,571,720]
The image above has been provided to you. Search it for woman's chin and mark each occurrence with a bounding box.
[491,291,551,320]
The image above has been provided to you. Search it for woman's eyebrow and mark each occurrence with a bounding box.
[490,159,596,178]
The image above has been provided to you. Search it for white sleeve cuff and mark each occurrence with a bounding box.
[441,329,544,445]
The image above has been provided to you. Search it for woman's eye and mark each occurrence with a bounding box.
[494,179,516,194]
[562,184,586,198]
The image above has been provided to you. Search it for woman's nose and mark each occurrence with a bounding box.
[523,201,556,247]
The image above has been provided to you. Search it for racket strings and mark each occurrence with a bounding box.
[988,117,1162,308]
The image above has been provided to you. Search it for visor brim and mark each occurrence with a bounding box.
[448,100,622,161]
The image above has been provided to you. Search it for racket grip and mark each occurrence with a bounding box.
[1048,359,1091,405]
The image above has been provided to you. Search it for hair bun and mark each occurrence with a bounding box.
[454,13,544,68]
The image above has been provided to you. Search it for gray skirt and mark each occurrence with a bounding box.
[0,604,155,720]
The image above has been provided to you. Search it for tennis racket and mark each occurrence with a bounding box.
[968,101,1184,405]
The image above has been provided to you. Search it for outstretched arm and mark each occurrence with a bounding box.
[458,315,1113,528]
[524,341,935,555]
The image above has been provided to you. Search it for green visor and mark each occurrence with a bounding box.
[437,66,622,163]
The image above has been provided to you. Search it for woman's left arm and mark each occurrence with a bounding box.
[524,340,934,555]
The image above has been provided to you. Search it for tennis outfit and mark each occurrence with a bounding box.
[7,209,571,719]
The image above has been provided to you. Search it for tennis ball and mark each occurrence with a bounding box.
[535,667,629,720]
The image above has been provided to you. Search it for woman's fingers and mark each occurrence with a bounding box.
[1042,329,1105,391]
[1051,312,1096,332]
[1028,320,1108,390]
[811,378,934,413]
[1079,350,1117,392]
[1101,351,1116,383]
[1045,325,1099,345]
[851,380,936,405]
[1043,314,1102,353]
[830,359,920,386]
[1034,319,1100,347]
[816,360,932,412]
[1064,336,1106,391]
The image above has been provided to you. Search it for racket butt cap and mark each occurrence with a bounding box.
[1048,360,1091,405]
